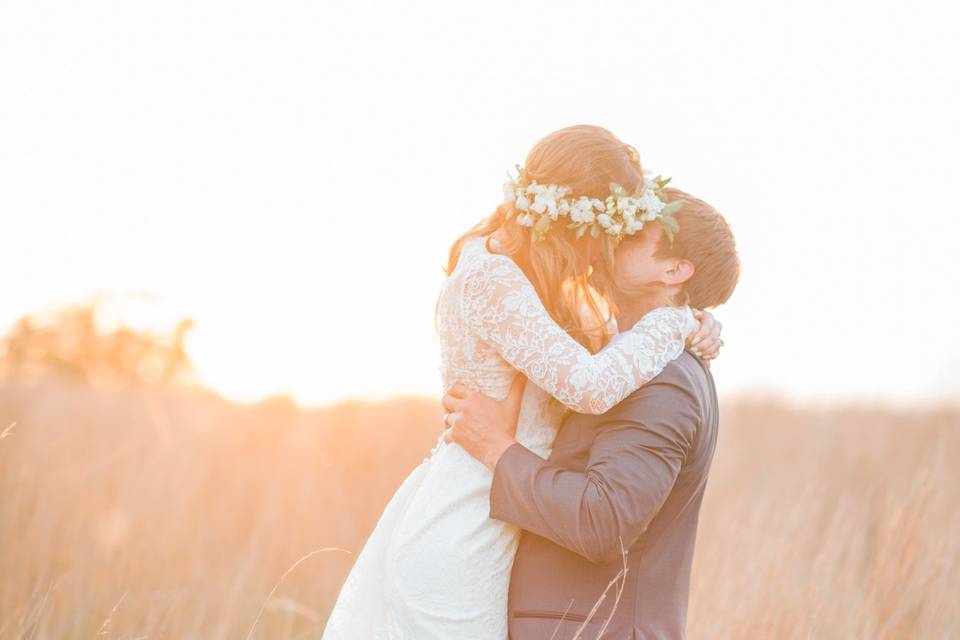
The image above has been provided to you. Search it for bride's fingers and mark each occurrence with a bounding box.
[711,320,722,341]
[688,325,706,347]
[689,312,715,348]
[695,327,721,351]
[447,382,471,399]
[698,337,721,359]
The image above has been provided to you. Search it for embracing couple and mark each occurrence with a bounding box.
[322,125,740,639]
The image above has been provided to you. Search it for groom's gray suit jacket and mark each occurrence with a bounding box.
[490,350,719,640]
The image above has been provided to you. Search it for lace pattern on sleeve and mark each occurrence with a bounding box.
[460,251,696,415]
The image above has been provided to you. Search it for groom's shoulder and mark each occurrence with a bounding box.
[642,350,710,393]
[616,350,712,416]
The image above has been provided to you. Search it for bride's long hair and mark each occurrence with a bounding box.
[444,124,645,351]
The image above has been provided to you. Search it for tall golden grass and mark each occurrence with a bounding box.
[0,378,957,639]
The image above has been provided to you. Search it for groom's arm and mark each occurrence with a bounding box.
[489,377,700,564]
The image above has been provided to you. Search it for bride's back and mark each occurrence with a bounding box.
[436,235,566,458]
[436,236,517,397]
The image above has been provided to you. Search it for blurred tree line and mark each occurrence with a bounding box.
[0,300,195,387]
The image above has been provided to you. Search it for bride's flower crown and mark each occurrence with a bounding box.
[502,165,683,244]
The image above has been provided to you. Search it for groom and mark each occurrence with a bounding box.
[443,188,739,639]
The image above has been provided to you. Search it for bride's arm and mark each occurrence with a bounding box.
[460,253,698,415]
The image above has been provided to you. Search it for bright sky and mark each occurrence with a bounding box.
[2,0,958,406]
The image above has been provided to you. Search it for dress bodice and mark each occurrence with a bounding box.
[434,235,697,456]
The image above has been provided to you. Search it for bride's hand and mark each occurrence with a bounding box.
[688,309,722,360]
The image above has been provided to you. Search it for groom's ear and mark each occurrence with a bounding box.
[664,259,695,287]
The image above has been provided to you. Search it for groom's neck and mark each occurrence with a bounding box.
[615,294,678,330]
[616,301,654,331]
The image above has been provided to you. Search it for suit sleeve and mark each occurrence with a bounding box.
[489,376,700,564]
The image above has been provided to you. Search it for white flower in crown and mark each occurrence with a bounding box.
[502,164,683,243]
[526,183,570,220]
[617,196,639,218]
[625,218,645,234]
[516,212,536,227]
[637,190,665,221]
[569,197,598,224]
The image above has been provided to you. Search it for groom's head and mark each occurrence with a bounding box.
[612,188,739,317]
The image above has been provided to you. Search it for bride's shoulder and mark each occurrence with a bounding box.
[455,235,517,274]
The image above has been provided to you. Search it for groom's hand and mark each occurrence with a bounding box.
[441,374,526,472]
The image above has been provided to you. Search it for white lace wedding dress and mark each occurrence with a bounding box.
[321,235,696,639]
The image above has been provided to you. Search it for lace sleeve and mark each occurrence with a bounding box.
[460,252,697,415]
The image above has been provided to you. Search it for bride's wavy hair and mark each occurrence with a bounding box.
[444,124,645,351]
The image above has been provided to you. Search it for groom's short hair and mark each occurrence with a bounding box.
[658,188,740,309]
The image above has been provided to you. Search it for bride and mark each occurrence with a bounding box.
[321,125,721,639]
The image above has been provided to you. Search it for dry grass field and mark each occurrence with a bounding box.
[0,377,957,639]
